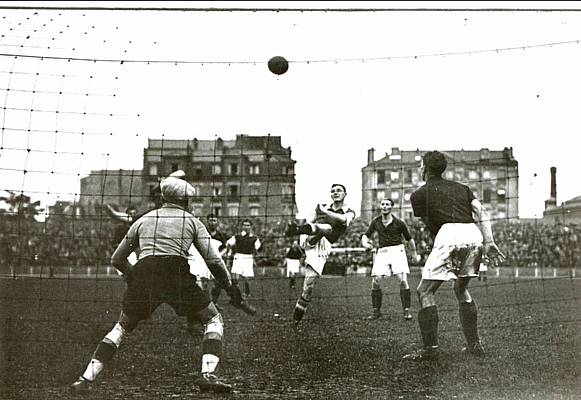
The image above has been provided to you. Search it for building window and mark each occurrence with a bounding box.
[213,207,222,217]
[248,185,260,196]
[193,206,203,216]
[391,191,400,200]
[194,163,203,176]
[249,206,260,216]
[377,190,385,200]
[407,169,413,182]
[469,171,479,180]
[213,186,222,196]
[282,165,294,176]
[483,170,491,180]
[229,185,238,197]
[497,189,506,202]
[249,164,260,175]
[212,164,221,175]
[377,170,385,184]
[229,163,238,175]
[149,164,158,177]
[390,171,399,181]
[404,193,411,201]
[282,185,293,195]
[228,204,239,217]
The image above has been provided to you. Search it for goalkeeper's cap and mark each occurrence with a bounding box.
[160,176,195,203]
[168,169,186,179]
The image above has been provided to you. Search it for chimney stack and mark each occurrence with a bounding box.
[367,148,375,164]
[550,166,557,200]
[544,166,557,209]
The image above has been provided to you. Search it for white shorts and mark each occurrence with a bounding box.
[301,235,332,276]
[479,263,488,272]
[188,245,213,280]
[423,223,483,281]
[286,258,301,276]
[231,254,255,277]
[371,244,410,277]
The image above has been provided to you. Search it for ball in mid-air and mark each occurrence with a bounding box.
[268,56,289,75]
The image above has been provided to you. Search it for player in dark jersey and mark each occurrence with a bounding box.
[361,198,420,321]
[284,239,305,289]
[405,151,504,361]
[286,184,356,325]
[226,219,261,301]
[71,177,245,394]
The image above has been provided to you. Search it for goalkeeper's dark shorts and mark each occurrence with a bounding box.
[122,255,211,321]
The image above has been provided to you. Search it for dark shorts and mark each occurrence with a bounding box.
[123,255,211,321]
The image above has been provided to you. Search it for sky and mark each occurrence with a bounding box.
[0,1,580,219]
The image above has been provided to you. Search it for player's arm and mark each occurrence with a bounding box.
[471,198,505,266]
[316,205,353,226]
[361,220,376,250]
[110,222,138,276]
[105,204,132,223]
[193,220,232,288]
[401,221,420,262]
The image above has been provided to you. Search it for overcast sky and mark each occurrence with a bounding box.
[0,2,580,219]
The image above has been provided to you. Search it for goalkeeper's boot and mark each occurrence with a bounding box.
[70,377,92,393]
[462,341,485,357]
[195,372,233,393]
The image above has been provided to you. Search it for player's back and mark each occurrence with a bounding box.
[131,204,198,259]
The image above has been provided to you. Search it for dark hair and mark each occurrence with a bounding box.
[241,219,253,226]
[207,213,216,219]
[380,198,394,206]
[423,151,447,176]
[331,183,346,192]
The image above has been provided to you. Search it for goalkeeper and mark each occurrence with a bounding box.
[71,176,244,394]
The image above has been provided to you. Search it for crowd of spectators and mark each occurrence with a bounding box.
[0,212,579,273]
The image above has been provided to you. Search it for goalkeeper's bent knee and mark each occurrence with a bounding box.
[202,313,224,357]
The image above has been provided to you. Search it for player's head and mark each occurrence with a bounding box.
[125,206,137,219]
[207,213,219,228]
[330,183,347,202]
[421,151,447,179]
[240,219,253,232]
[160,176,196,208]
[379,198,394,214]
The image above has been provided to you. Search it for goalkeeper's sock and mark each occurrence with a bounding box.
[418,306,439,349]
[201,354,220,374]
[244,281,250,298]
[459,300,480,345]
[371,288,382,311]
[81,359,103,382]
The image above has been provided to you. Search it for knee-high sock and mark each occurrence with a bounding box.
[400,288,411,310]
[244,280,250,297]
[459,300,480,345]
[201,314,223,374]
[371,288,382,311]
[82,322,126,381]
[211,285,221,303]
[418,306,439,349]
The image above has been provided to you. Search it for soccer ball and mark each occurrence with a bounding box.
[268,56,289,75]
